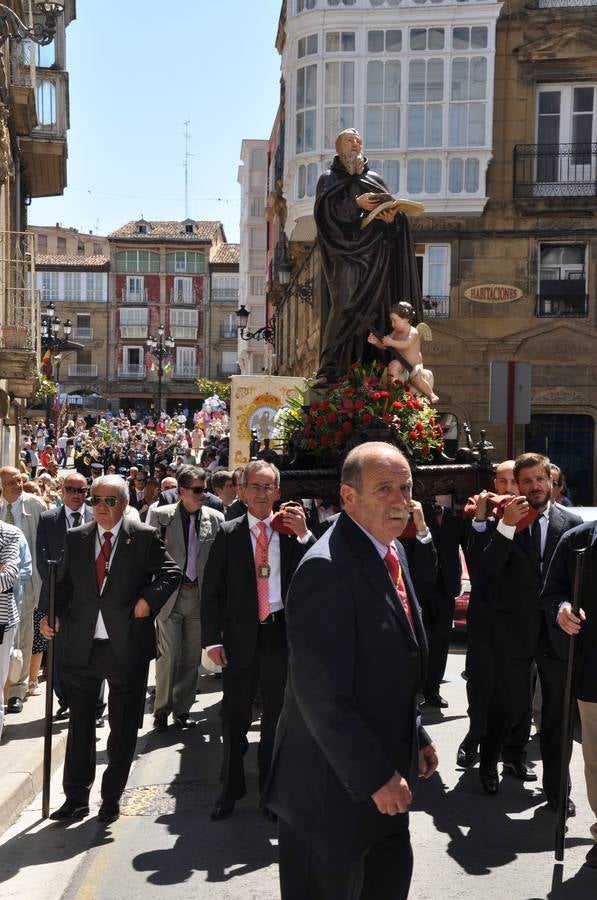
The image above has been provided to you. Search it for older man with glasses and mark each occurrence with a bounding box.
[40,474,181,825]
[149,465,224,731]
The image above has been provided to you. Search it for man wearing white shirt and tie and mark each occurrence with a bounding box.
[40,475,180,824]
[201,461,315,821]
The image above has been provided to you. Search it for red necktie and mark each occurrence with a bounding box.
[96,531,112,592]
[384,544,415,631]
[255,521,270,622]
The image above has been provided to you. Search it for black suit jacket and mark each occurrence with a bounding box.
[36,504,94,612]
[541,521,597,701]
[56,517,181,671]
[201,514,314,669]
[475,503,582,659]
[264,512,430,840]
[424,503,464,598]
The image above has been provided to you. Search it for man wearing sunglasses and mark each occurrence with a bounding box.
[40,474,181,824]
[149,466,224,731]
[37,473,98,720]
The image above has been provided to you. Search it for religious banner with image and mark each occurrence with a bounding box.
[229,375,306,465]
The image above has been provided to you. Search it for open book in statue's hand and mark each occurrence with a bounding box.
[361,195,425,229]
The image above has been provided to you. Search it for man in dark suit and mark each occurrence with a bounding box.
[36,472,97,720]
[474,453,582,807]
[201,460,314,821]
[264,442,438,900]
[40,474,181,824]
[542,521,597,867]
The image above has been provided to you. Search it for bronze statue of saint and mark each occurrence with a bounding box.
[314,129,424,385]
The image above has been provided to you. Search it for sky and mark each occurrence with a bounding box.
[29,0,283,244]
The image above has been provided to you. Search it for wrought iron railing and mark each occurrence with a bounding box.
[172,366,200,380]
[535,293,588,317]
[67,364,98,377]
[514,143,597,198]
[538,0,597,7]
[422,295,450,319]
[211,288,239,302]
[118,364,145,379]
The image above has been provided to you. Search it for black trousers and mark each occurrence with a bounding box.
[219,618,287,803]
[62,642,146,804]
[278,817,413,900]
[465,626,531,761]
[54,625,106,715]
[480,646,570,800]
[419,587,454,694]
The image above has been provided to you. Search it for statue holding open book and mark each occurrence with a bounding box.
[314,128,434,394]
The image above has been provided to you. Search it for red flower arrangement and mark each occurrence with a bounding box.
[274,361,444,462]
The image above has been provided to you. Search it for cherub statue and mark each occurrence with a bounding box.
[368,301,438,404]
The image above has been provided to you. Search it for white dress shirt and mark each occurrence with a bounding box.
[93,519,123,639]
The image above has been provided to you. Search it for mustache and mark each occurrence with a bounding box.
[385,509,410,522]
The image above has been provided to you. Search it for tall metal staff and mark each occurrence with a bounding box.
[42,559,58,819]
[555,546,586,861]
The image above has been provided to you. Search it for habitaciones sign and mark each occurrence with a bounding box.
[464,284,523,303]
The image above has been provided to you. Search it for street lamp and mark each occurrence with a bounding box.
[235,304,276,345]
[146,323,175,419]
[40,301,73,427]
[0,1,64,46]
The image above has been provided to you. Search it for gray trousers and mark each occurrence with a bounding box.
[154,585,201,717]
[0,624,18,738]
[8,583,36,701]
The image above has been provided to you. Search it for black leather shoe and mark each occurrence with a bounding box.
[49,799,89,821]
[55,706,69,720]
[174,714,198,729]
[95,717,105,729]
[210,800,235,821]
[456,741,479,768]
[479,769,499,795]
[424,692,448,709]
[7,698,23,713]
[502,761,537,782]
[97,801,120,824]
[153,713,168,732]
[547,796,576,818]
[262,806,278,824]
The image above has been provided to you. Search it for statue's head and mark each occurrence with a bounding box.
[390,302,415,323]
[335,128,365,176]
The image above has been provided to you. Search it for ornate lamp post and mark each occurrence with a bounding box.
[0,1,64,46]
[235,304,276,345]
[40,301,73,427]
[146,323,175,418]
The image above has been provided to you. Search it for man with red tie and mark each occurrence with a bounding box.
[263,442,438,900]
[201,460,314,821]
[40,475,180,824]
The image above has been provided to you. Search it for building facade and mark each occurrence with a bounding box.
[106,219,237,417]
[237,139,271,375]
[208,241,240,381]
[272,0,597,503]
[0,1,76,462]
[30,225,110,413]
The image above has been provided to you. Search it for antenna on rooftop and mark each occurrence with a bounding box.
[183,121,193,219]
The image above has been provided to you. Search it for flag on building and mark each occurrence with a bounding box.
[163,361,172,374]
[41,348,53,377]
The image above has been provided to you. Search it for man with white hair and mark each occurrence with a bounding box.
[40,474,181,824]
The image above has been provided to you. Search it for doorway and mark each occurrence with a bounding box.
[525,413,594,505]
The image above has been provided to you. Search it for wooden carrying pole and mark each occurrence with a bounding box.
[41,559,58,819]
[555,547,586,861]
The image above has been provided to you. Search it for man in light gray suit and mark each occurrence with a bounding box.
[0,466,45,712]
[149,465,223,730]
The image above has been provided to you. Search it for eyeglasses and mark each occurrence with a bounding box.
[64,486,86,495]
[184,485,207,495]
[246,483,277,494]
[90,495,120,507]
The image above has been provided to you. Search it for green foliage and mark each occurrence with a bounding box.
[33,373,57,403]
[195,377,231,405]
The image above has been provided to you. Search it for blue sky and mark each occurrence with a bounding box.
[29,1,283,244]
